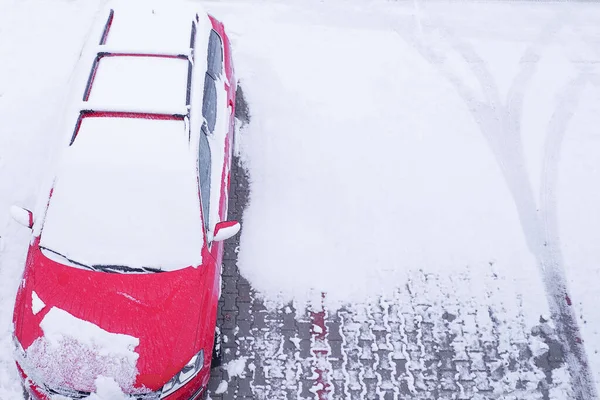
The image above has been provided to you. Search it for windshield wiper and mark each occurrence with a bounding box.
[92,264,163,274]
[40,246,99,272]
[40,247,162,274]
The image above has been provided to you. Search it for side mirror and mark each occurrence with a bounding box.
[10,206,34,229]
[212,221,240,242]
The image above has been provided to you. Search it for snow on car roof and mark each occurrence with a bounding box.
[40,117,204,271]
[104,2,197,51]
[86,56,189,113]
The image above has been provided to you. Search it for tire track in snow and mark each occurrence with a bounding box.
[539,68,598,399]
[534,15,600,398]
[389,10,598,398]
[482,264,551,400]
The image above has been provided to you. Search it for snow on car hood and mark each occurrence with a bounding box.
[13,240,215,393]
[19,307,140,393]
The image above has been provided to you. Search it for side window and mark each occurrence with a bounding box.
[199,125,211,230]
[198,30,223,232]
[202,75,217,133]
[202,30,222,134]
[207,30,223,79]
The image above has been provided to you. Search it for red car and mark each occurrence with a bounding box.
[10,3,238,399]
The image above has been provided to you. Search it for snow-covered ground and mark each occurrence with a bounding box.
[1,0,600,398]
[213,0,600,397]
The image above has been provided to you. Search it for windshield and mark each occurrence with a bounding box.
[41,247,163,274]
[38,117,204,271]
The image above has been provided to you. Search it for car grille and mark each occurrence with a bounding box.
[46,385,160,400]
[46,385,90,399]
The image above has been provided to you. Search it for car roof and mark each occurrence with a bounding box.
[86,56,190,115]
[40,117,204,271]
[39,3,212,271]
[82,2,212,117]
[105,1,199,52]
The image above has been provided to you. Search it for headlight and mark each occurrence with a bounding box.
[160,349,204,398]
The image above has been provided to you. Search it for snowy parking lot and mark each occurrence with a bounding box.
[1,0,600,399]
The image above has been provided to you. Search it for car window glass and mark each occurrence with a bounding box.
[199,125,211,230]
[198,30,224,233]
[202,74,217,133]
[207,30,223,79]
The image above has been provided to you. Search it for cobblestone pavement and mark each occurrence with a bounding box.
[205,157,571,400]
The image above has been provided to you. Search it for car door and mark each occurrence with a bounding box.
[198,28,229,300]
[199,29,229,239]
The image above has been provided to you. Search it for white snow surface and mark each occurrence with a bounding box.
[221,0,547,309]
[84,376,133,400]
[214,380,228,394]
[86,56,189,111]
[105,0,200,50]
[225,356,247,378]
[206,0,600,387]
[40,117,204,270]
[2,0,600,396]
[31,291,45,315]
[20,307,140,392]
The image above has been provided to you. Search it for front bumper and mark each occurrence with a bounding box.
[16,362,207,400]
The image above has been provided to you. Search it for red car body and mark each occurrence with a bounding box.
[12,4,237,400]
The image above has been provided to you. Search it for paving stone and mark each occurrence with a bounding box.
[236,283,252,302]
[221,294,237,312]
[237,302,252,321]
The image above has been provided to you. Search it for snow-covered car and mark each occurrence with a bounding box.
[10,3,238,399]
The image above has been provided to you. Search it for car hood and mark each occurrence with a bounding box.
[13,240,215,394]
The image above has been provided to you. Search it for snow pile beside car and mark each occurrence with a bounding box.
[230,12,536,307]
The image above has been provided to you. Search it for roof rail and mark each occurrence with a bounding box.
[80,102,189,118]
[97,45,192,60]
